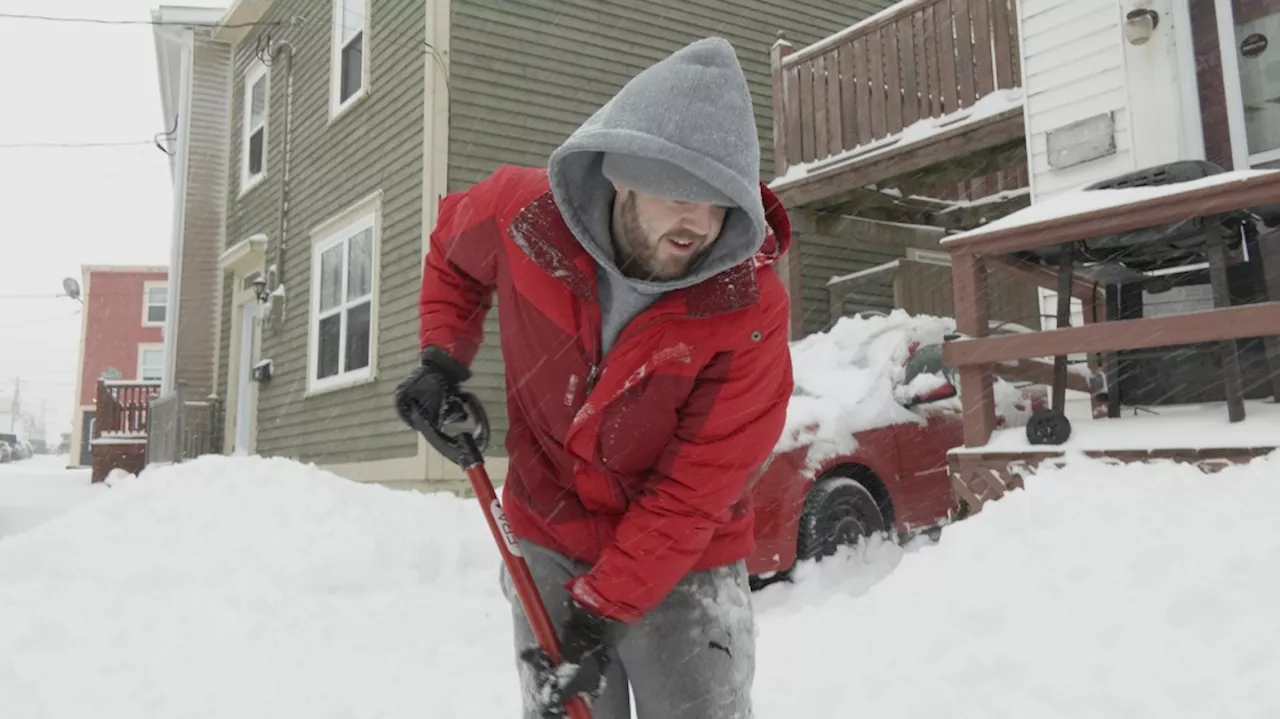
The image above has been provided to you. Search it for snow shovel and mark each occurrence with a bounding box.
[412,392,592,719]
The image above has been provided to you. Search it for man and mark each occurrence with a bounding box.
[395,36,794,718]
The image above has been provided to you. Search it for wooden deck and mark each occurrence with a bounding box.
[938,169,1280,514]
[768,0,1026,213]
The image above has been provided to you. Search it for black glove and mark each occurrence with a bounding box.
[520,595,629,717]
[393,346,472,430]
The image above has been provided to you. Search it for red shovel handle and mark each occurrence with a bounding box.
[413,395,591,719]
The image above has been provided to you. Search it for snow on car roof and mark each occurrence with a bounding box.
[778,310,1032,470]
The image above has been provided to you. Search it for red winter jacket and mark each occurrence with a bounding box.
[418,165,794,622]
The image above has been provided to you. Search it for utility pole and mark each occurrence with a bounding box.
[9,377,17,433]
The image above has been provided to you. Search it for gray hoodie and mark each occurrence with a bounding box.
[546,37,766,356]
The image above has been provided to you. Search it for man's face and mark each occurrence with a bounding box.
[611,186,727,281]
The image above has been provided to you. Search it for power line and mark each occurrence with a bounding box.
[0,139,157,149]
[0,11,284,29]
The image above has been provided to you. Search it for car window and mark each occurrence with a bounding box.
[903,343,947,386]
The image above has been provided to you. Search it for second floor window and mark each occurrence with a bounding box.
[332,0,368,115]
[242,60,269,191]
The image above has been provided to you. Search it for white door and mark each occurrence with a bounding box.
[1214,0,1280,167]
[233,301,256,454]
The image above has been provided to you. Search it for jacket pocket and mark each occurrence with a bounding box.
[572,460,627,514]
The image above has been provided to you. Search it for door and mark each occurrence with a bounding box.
[233,301,257,454]
[79,411,95,466]
[1195,0,1280,168]
[893,404,965,528]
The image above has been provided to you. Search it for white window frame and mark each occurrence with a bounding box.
[306,191,382,395]
[137,343,165,382]
[241,59,269,195]
[330,0,371,120]
[142,280,168,326]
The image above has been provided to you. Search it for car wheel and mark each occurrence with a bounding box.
[796,474,888,562]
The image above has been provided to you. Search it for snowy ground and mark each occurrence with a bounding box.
[0,456,101,540]
[4,452,1280,718]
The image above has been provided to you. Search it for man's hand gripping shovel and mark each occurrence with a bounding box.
[409,392,592,719]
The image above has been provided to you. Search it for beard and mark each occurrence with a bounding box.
[612,191,710,281]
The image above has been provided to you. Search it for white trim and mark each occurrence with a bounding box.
[1170,0,1207,160]
[1213,0,1251,170]
[137,343,166,382]
[906,248,952,267]
[219,233,269,271]
[142,280,169,327]
[240,58,269,196]
[160,27,196,396]
[306,190,382,396]
[1249,148,1280,167]
[329,0,371,121]
[224,292,261,455]
[422,0,452,477]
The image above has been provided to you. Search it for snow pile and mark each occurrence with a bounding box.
[942,168,1280,243]
[777,310,1033,467]
[0,455,512,719]
[5,451,1280,717]
[753,451,1280,717]
[778,311,954,455]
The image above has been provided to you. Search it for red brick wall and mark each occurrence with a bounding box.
[79,269,167,405]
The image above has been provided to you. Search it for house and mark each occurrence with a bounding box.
[203,0,903,492]
[68,265,168,468]
[767,0,1280,335]
[148,5,232,464]
[934,0,1280,509]
[765,0,1042,337]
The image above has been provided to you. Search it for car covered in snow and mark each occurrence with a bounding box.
[745,310,1050,588]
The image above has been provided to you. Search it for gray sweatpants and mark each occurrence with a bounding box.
[499,540,756,719]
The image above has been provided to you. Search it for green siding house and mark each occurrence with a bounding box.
[206,0,895,491]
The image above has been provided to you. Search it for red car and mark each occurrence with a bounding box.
[745,312,1049,588]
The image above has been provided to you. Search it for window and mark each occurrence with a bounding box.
[331,0,369,116]
[308,195,380,394]
[143,281,167,326]
[242,60,268,191]
[138,344,165,382]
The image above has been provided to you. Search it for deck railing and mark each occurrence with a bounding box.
[772,0,1022,178]
[92,379,161,439]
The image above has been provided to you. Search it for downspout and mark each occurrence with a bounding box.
[269,39,296,325]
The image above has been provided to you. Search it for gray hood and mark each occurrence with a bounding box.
[546,36,765,294]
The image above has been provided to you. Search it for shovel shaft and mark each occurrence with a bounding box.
[463,461,592,719]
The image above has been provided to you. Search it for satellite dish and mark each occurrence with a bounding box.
[62,277,81,301]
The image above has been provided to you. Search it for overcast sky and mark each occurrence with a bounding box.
[0,0,219,439]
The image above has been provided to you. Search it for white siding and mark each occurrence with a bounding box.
[1019,0,1132,335]
[1021,0,1135,201]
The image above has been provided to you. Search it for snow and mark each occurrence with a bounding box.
[773,87,1025,186]
[955,399,1280,454]
[783,0,927,63]
[776,310,1031,468]
[941,169,1280,244]
[0,456,101,540]
[5,449,1280,717]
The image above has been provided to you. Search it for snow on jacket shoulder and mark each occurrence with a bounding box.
[418,164,795,622]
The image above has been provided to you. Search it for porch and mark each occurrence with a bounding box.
[938,166,1280,515]
[89,379,161,483]
[768,0,1033,335]
[146,387,220,467]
